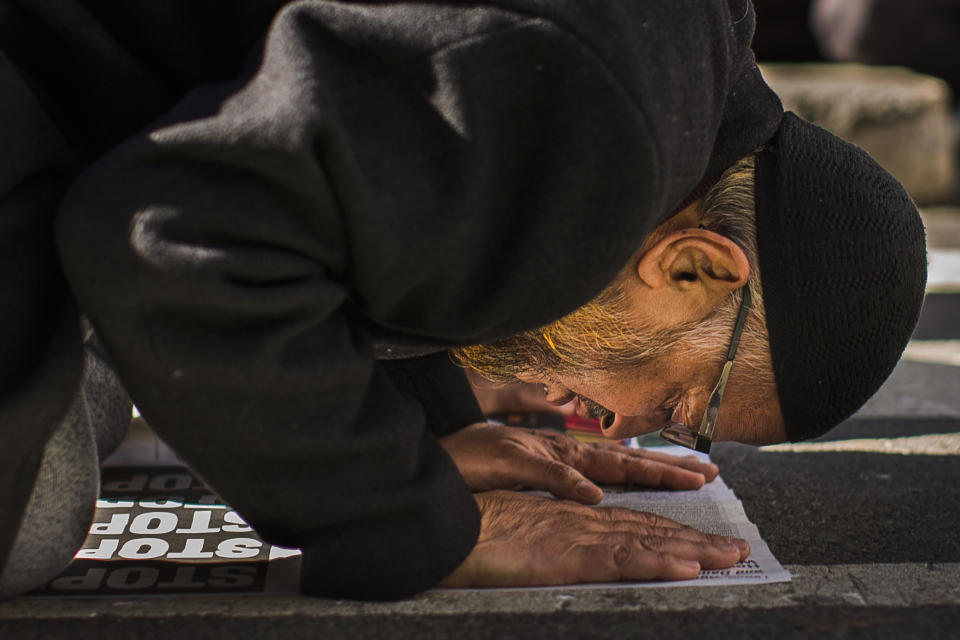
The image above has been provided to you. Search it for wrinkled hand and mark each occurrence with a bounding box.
[439,490,749,587]
[439,423,719,504]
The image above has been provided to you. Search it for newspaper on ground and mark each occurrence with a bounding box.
[456,445,791,592]
[31,425,788,597]
[593,444,790,588]
[531,445,790,590]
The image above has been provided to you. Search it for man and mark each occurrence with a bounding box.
[2,0,924,599]
[458,153,782,446]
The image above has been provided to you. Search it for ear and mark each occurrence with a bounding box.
[636,228,750,295]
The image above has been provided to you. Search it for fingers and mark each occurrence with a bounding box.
[505,450,604,504]
[619,447,720,482]
[574,538,702,583]
[569,443,720,489]
[535,431,720,488]
[542,499,752,569]
[450,492,750,588]
[572,447,707,490]
[444,424,722,507]
[600,526,749,569]
[570,529,744,583]
[584,507,751,563]
[485,492,750,558]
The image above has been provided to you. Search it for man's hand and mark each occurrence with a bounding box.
[439,491,749,587]
[439,423,719,504]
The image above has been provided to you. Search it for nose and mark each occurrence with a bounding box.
[599,412,633,440]
[599,413,663,440]
[599,412,615,432]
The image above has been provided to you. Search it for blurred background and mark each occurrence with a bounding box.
[753,0,960,209]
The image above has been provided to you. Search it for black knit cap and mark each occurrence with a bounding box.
[755,112,927,442]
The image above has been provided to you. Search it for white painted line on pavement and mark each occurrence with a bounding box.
[760,432,960,455]
[927,249,960,292]
[902,340,960,366]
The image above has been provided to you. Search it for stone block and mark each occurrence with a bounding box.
[920,207,960,250]
[760,63,958,205]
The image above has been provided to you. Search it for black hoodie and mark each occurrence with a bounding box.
[10,0,782,599]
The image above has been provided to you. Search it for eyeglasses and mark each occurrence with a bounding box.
[659,285,752,453]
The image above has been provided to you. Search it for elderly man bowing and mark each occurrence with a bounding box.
[2,0,924,600]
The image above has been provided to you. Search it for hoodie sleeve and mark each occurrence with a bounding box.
[380,352,485,438]
[56,0,774,599]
